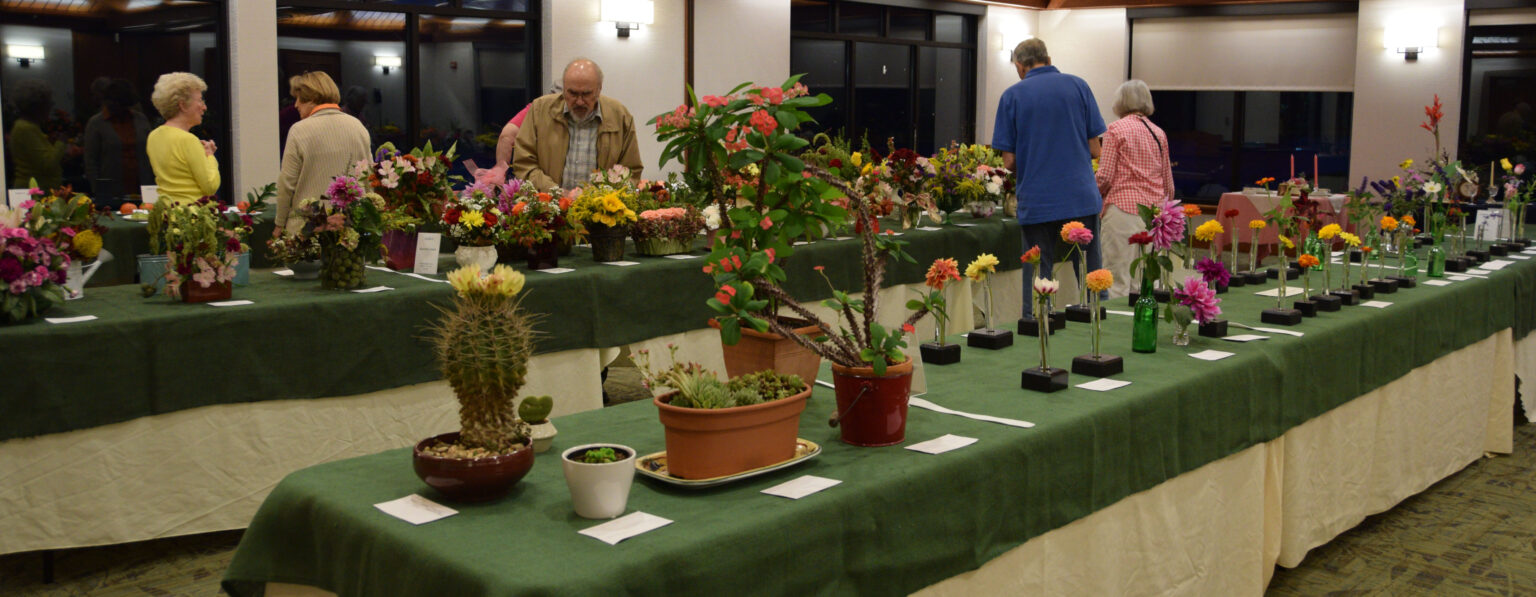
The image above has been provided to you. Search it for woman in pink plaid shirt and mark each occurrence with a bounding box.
[1097,79,1175,298]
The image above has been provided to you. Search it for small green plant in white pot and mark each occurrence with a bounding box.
[518,395,556,453]
[561,443,636,519]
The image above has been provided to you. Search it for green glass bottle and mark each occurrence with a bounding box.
[1132,274,1159,353]
[1427,243,1446,277]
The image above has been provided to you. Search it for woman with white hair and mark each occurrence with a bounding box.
[1096,79,1174,298]
[146,72,220,204]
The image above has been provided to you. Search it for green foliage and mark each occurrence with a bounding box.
[576,447,620,464]
[244,182,277,212]
[517,395,554,424]
[635,345,806,409]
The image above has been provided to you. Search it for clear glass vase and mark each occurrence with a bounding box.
[1172,328,1191,346]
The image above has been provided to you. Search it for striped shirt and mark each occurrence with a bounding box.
[1096,114,1174,215]
[561,104,603,190]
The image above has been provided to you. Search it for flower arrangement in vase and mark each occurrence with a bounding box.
[1192,219,1225,292]
[415,264,539,502]
[631,206,705,256]
[20,185,108,298]
[1243,218,1270,284]
[1222,208,1246,286]
[1293,254,1320,316]
[501,184,579,270]
[1060,221,1104,323]
[143,198,252,301]
[1017,245,1060,336]
[964,253,1012,349]
[1171,276,1219,345]
[1312,223,1345,309]
[1179,203,1202,269]
[1126,198,1186,305]
[1374,215,1405,292]
[923,143,1011,223]
[1498,159,1530,248]
[1071,268,1122,377]
[569,166,640,262]
[443,180,515,270]
[265,231,321,280]
[654,77,940,447]
[354,142,459,271]
[917,257,962,365]
[0,213,69,324]
[1022,277,1068,392]
[293,177,384,290]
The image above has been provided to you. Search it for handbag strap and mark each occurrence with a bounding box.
[1138,115,1164,156]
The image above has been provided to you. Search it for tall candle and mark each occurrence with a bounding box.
[1314,155,1320,189]
[1290,155,1295,181]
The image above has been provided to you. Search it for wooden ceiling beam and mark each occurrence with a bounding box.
[964,0,1329,9]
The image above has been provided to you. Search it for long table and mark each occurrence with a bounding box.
[87,210,278,288]
[221,247,1536,596]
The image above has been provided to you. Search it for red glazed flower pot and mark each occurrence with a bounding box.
[412,432,535,502]
[830,359,914,447]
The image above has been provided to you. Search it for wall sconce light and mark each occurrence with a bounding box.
[7,44,45,68]
[601,0,654,38]
[374,55,401,75]
[1383,24,1436,61]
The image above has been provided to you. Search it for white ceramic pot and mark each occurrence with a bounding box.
[530,420,558,454]
[561,443,636,520]
[454,244,498,271]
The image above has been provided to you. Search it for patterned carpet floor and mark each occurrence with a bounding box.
[1,379,1529,596]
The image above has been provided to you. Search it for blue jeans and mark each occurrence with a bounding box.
[1020,214,1103,316]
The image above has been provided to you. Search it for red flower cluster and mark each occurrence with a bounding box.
[714,284,737,305]
[1421,94,1443,134]
[1128,231,1154,245]
[1223,209,1240,219]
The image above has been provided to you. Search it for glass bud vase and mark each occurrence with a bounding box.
[1427,244,1446,278]
[1172,328,1191,346]
[1131,275,1159,353]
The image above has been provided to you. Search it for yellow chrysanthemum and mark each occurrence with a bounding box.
[1380,215,1399,231]
[72,229,103,260]
[1317,223,1341,240]
[461,210,485,229]
[964,253,999,281]
[1340,232,1361,247]
[1501,158,1513,172]
[1085,268,1114,293]
[1249,219,1267,230]
[851,152,863,167]
[1194,220,1224,242]
[1402,215,1416,227]
[1400,158,1413,170]
[1279,236,1294,250]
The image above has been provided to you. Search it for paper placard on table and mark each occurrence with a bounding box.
[1473,208,1510,241]
[579,512,673,545]
[905,434,978,454]
[917,226,942,231]
[1422,279,1453,286]
[908,397,1034,428]
[352,286,393,293]
[1446,274,1472,281]
[793,241,810,246]
[6,189,30,208]
[1223,334,1269,342]
[46,315,98,324]
[273,269,294,277]
[413,232,441,275]
[1509,255,1531,260]
[1248,326,1303,337]
[208,300,254,307]
[663,254,698,260]
[374,494,457,525]
[604,261,640,267]
[1254,286,1305,297]
[1360,300,1392,308]
[1076,378,1131,392]
[1106,309,1134,317]
[1189,349,1234,361]
[537,267,576,274]
[761,475,843,499]
[953,223,977,227]
[1466,269,1493,276]
[140,185,159,205]
[832,236,853,240]
[1482,260,1512,270]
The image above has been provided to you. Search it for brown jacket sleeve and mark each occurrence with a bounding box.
[512,95,561,191]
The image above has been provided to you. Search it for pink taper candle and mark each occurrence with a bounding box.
[1290,154,1295,181]
[1314,155,1319,188]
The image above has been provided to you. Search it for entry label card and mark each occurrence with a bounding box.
[1423,279,1453,286]
[905,434,979,454]
[1076,378,1132,392]
[6,189,29,208]
[208,300,254,307]
[413,233,441,275]
[1189,350,1234,361]
[46,315,97,324]
[140,185,159,205]
[579,512,673,545]
[762,475,843,499]
[375,494,457,525]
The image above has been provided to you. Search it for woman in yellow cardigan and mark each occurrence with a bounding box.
[146,72,219,203]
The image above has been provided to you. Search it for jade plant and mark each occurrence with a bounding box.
[424,263,538,457]
[635,345,806,409]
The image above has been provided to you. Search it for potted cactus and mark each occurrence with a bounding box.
[414,263,539,502]
[519,395,557,453]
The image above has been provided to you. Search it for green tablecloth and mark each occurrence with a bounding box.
[0,216,1020,441]
[88,210,278,287]
[222,250,1536,597]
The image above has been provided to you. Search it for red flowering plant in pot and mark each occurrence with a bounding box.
[351,141,459,271]
[653,76,946,447]
[141,197,252,302]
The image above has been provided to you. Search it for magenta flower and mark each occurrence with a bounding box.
[1195,257,1230,287]
[1065,226,1093,245]
[1177,275,1221,324]
[1149,199,1186,251]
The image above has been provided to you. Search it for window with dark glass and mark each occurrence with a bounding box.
[1150,90,1353,202]
[1460,23,1536,184]
[790,0,978,155]
[1,1,229,202]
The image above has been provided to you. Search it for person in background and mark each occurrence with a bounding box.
[1096,79,1174,299]
[7,79,70,190]
[991,39,1106,310]
[495,83,562,168]
[83,79,154,206]
[513,58,643,191]
[276,71,372,234]
[342,85,369,126]
[146,72,220,204]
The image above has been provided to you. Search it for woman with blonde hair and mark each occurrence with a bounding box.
[146,72,220,203]
[276,71,371,233]
[1096,79,1175,298]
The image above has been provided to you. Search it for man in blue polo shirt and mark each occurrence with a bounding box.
[993,38,1106,312]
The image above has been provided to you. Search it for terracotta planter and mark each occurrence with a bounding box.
[654,385,810,480]
[830,359,914,447]
[709,318,823,386]
[412,432,535,503]
[179,280,233,303]
[382,230,417,271]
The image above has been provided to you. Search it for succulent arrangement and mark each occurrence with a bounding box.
[635,345,806,409]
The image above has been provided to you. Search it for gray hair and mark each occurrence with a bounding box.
[1011,39,1049,69]
[563,57,603,85]
[1112,79,1155,117]
[9,80,53,117]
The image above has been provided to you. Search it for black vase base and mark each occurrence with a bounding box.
[1370,278,1399,293]
[1064,304,1107,323]
[966,328,1014,350]
[1293,300,1318,317]
[1021,367,1069,392]
[1214,282,1229,294]
[1242,271,1269,285]
[1330,290,1360,305]
[1516,239,1532,248]
[1351,284,1376,300]
[1467,250,1490,264]
[1226,276,1247,288]
[920,342,961,365]
[1387,276,1416,289]
[1311,294,1342,311]
[1198,319,1228,338]
[1444,259,1468,273]
[1267,267,1300,281]
[1349,250,1363,263]
[1072,355,1123,377]
[1261,308,1304,326]
[1489,245,1508,257]
[1050,311,1068,330]
[1018,317,1055,337]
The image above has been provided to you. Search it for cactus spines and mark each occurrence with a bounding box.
[428,277,537,454]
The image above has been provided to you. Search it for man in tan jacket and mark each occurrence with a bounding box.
[513,58,643,191]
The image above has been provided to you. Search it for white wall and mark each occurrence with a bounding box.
[228,0,279,201]
[694,0,789,98]
[545,0,686,178]
[1037,8,1129,130]
[1350,0,1465,187]
[977,6,1036,145]
[0,25,77,119]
